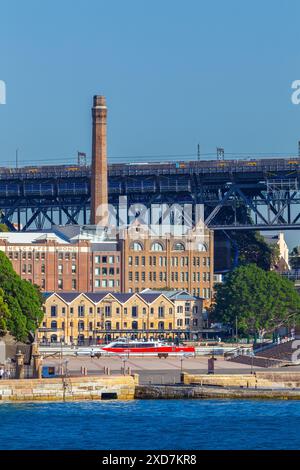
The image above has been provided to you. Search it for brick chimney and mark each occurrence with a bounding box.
[90,95,108,225]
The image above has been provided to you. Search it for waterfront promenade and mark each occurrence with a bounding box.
[43,355,260,384]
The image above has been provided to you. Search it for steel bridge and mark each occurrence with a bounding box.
[1,157,300,231]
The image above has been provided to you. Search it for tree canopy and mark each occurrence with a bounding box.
[0,251,44,341]
[0,224,9,233]
[290,246,300,270]
[231,231,279,271]
[210,264,300,337]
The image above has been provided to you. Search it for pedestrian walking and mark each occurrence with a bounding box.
[0,367,4,380]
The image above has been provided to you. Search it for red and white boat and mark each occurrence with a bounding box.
[100,339,195,356]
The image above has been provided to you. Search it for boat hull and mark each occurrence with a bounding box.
[101,346,195,356]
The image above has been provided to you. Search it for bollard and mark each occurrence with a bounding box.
[32,353,42,379]
[15,351,25,380]
[208,357,215,375]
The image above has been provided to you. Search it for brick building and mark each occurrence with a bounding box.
[0,223,214,305]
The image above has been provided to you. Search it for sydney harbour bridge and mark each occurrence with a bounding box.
[1,157,300,232]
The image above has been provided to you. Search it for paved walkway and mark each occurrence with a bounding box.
[43,355,259,384]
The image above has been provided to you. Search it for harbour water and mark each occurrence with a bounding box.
[0,399,299,450]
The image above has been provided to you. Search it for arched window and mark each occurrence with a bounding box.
[158,321,165,331]
[50,334,57,343]
[151,242,164,252]
[173,242,185,251]
[105,321,111,331]
[132,321,138,330]
[78,321,84,331]
[51,321,57,330]
[131,242,143,251]
[198,243,207,252]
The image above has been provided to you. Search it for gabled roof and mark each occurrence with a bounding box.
[140,288,203,301]
[83,292,110,303]
[113,293,135,304]
[138,293,163,303]
[54,292,82,303]
[43,291,177,306]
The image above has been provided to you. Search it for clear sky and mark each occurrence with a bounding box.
[1,0,300,246]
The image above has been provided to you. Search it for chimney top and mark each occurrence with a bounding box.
[93,95,106,108]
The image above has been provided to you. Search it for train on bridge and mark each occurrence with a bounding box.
[0,156,300,178]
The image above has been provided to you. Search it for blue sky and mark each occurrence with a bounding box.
[1,0,300,245]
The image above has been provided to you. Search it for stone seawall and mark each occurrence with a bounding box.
[135,385,300,400]
[181,372,300,389]
[0,375,138,402]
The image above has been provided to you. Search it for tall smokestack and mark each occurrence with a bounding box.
[90,95,108,226]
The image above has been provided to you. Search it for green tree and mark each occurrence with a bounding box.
[0,288,11,334]
[290,246,300,270]
[211,264,300,338]
[0,224,9,232]
[232,231,279,271]
[0,251,44,340]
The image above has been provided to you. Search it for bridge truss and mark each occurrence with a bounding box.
[1,158,300,231]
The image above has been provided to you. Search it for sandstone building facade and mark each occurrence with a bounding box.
[38,290,204,344]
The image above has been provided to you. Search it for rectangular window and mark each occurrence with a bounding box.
[158,307,164,318]
[95,255,100,264]
[50,306,57,317]
[72,279,77,290]
[132,306,138,318]
[78,306,85,317]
